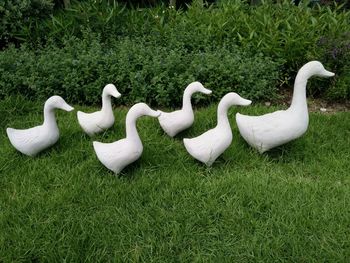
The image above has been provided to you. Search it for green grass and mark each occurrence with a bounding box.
[0,96,349,262]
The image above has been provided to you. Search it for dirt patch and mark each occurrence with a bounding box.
[307,98,350,113]
[264,89,350,113]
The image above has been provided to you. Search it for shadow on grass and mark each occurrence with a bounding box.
[262,140,308,163]
[114,159,143,181]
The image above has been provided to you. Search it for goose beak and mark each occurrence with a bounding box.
[62,103,74,112]
[153,110,161,118]
[202,88,212,95]
[240,98,252,106]
[111,90,122,98]
[322,69,335,77]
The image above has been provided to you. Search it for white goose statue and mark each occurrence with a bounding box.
[6,95,74,157]
[93,103,160,174]
[77,84,121,136]
[236,61,335,153]
[158,81,212,137]
[183,92,251,166]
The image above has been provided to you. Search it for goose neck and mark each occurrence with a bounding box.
[43,105,58,129]
[182,89,194,113]
[216,100,231,129]
[125,112,141,142]
[290,73,308,112]
[101,93,113,113]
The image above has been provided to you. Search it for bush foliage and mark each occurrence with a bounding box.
[0,0,54,46]
[0,0,349,103]
[0,36,279,106]
[313,32,350,99]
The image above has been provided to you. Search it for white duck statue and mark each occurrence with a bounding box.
[236,61,335,153]
[93,103,160,174]
[77,84,121,136]
[183,92,251,166]
[158,81,212,137]
[6,95,74,157]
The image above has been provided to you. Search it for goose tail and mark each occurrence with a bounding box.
[235,112,245,130]
[93,141,103,153]
[6,127,14,136]
[6,127,18,143]
[77,111,85,123]
[183,138,195,156]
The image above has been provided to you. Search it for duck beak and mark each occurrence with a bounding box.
[62,103,74,112]
[240,98,252,106]
[322,69,335,77]
[152,110,161,118]
[111,90,122,98]
[202,88,212,95]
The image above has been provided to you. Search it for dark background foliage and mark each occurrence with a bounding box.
[0,0,349,106]
[0,36,279,106]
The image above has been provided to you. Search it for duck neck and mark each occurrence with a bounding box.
[125,111,141,143]
[290,71,309,112]
[181,88,194,113]
[216,100,231,129]
[43,105,58,129]
[101,92,113,114]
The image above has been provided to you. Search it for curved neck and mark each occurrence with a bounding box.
[182,88,194,112]
[43,105,58,129]
[290,71,309,112]
[125,111,141,142]
[101,92,113,113]
[216,100,231,129]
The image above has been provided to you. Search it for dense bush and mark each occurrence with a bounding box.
[1,0,349,102]
[10,0,349,100]
[319,0,350,9]
[0,0,54,47]
[0,36,279,106]
[16,1,350,63]
[309,32,350,99]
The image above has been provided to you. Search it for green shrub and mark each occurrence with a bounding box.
[17,0,350,64]
[308,32,350,99]
[2,0,348,101]
[12,0,349,100]
[0,0,54,47]
[0,36,280,106]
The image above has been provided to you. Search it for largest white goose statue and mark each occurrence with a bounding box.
[184,92,251,166]
[236,61,335,153]
[93,103,160,174]
[158,81,212,137]
[6,95,74,157]
[77,84,121,136]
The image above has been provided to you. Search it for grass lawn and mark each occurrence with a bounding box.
[0,96,349,262]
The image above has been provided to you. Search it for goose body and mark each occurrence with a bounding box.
[77,84,121,136]
[158,81,212,137]
[6,96,74,156]
[184,93,251,166]
[93,103,160,174]
[236,61,335,153]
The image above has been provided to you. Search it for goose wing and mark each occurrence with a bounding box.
[7,126,42,145]
[158,110,193,137]
[77,110,104,135]
[93,139,141,168]
[77,110,99,125]
[237,110,299,152]
[184,129,218,164]
[93,140,124,162]
[7,126,47,156]
[237,110,287,134]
